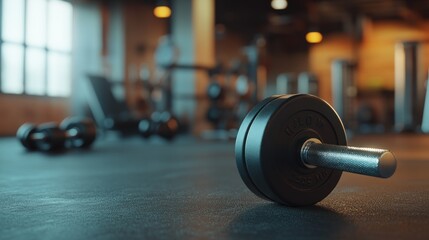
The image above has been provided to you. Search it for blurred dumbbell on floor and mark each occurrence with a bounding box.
[17,117,97,152]
[207,81,225,101]
[139,111,179,140]
[60,117,97,149]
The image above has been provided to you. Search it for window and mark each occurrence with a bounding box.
[0,0,73,97]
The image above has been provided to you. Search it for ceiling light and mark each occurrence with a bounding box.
[271,0,288,10]
[306,31,323,43]
[154,5,171,18]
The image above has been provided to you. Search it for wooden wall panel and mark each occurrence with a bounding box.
[0,96,69,136]
[357,20,429,90]
[309,34,355,103]
[123,3,168,110]
[309,19,429,103]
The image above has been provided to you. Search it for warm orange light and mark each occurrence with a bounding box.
[154,6,171,18]
[306,31,323,43]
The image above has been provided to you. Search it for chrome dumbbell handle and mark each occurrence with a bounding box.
[301,138,397,178]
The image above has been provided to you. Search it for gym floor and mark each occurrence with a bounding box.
[0,134,428,240]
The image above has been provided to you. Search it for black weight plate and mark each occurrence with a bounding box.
[245,94,347,206]
[235,75,250,98]
[60,117,97,148]
[235,95,282,201]
[36,123,66,152]
[206,105,223,124]
[207,82,225,101]
[153,112,179,140]
[16,123,38,151]
[139,118,154,138]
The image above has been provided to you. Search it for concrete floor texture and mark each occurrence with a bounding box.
[0,134,428,240]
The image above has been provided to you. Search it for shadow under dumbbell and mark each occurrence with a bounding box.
[19,144,97,155]
[226,203,353,240]
[19,148,68,157]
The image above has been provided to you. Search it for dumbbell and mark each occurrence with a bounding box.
[206,104,224,125]
[235,74,251,99]
[235,94,397,206]
[60,117,97,149]
[17,117,97,152]
[207,82,225,101]
[139,111,179,140]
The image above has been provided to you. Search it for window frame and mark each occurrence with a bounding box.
[0,0,73,98]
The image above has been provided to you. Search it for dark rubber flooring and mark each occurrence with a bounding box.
[0,135,428,240]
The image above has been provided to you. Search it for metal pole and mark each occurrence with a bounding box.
[301,138,396,178]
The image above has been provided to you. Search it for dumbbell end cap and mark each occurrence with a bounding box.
[378,151,397,178]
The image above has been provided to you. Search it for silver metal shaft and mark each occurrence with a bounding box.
[301,139,397,178]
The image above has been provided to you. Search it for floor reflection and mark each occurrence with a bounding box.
[226,203,355,240]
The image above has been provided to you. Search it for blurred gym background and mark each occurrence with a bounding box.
[0,0,428,138]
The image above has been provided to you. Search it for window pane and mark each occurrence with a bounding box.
[48,0,73,51]
[2,0,25,43]
[26,0,47,47]
[1,43,24,94]
[47,52,71,96]
[26,48,46,95]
